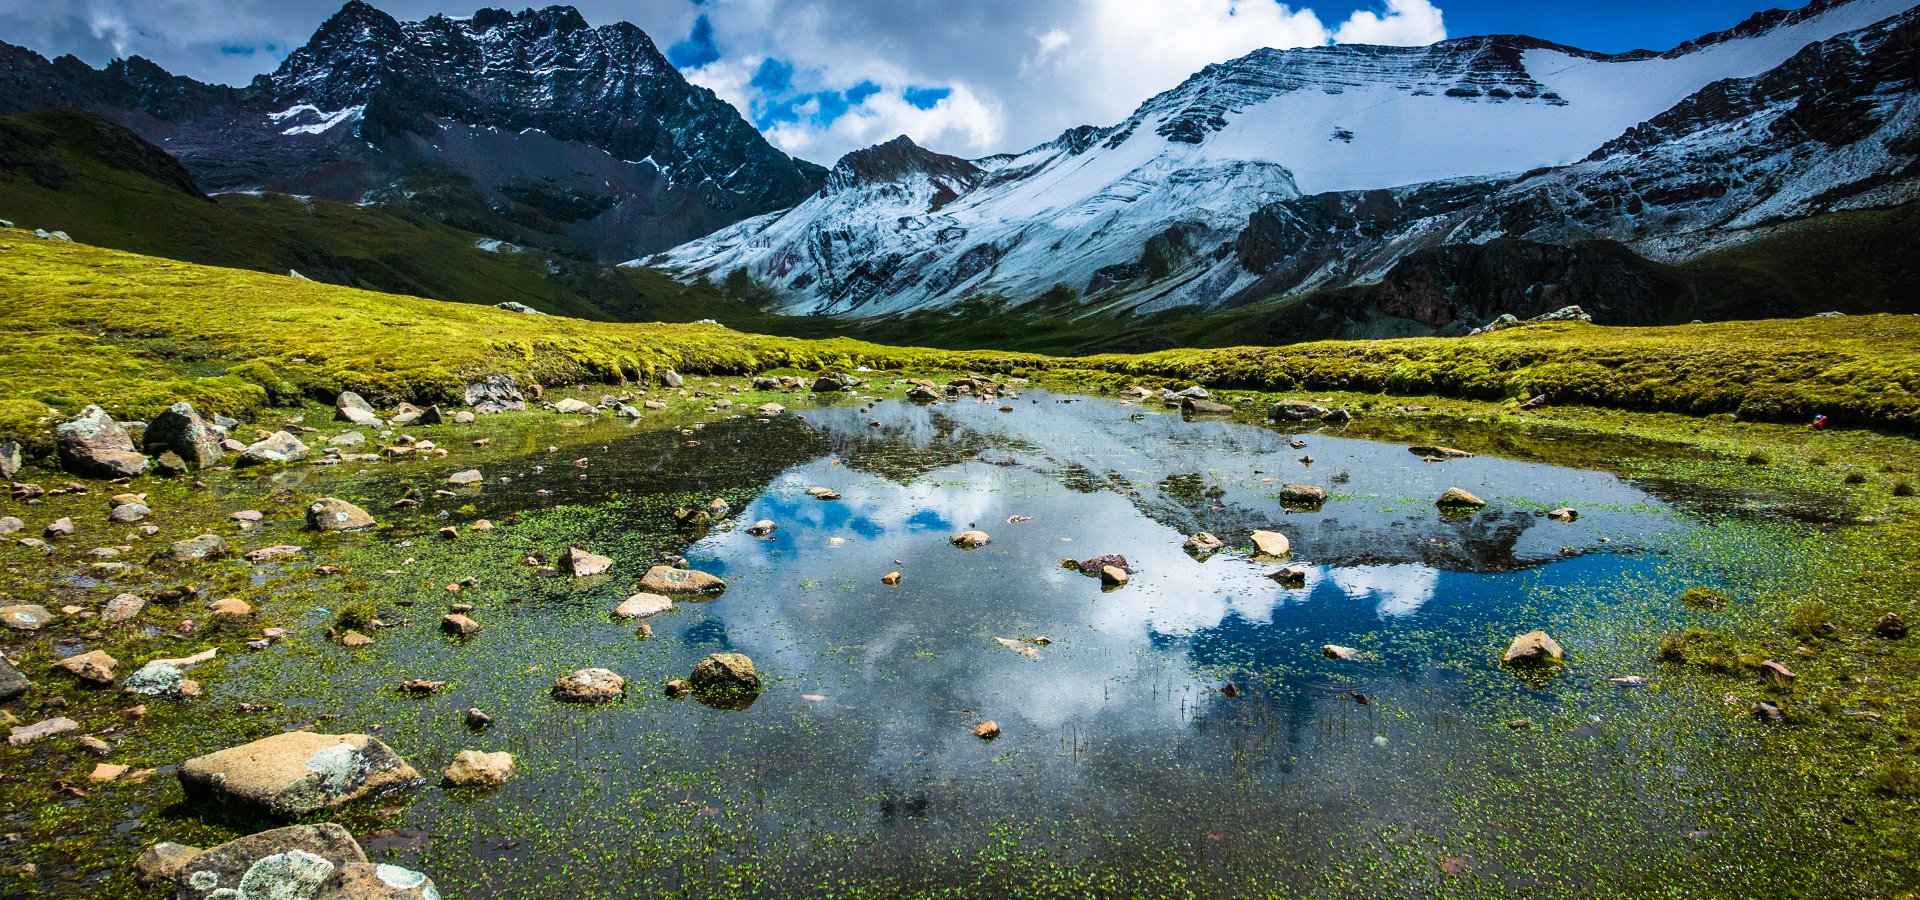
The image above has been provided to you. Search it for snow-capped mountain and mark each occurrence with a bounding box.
[0,2,824,261]
[652,0,1919,320]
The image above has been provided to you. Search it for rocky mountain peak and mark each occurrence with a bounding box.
[826,136,983,196]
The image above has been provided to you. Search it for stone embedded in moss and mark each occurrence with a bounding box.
[178,732,419,818]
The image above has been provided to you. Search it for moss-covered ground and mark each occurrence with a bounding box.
[0,235,1916,897]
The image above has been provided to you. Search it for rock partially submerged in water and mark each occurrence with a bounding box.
[1322,644,1366,661]
[1435,487,1486,509]
[745,519,777,536]
[1279,484,1327,506]
[307,498,375,532]
[1410,445,1474,460]
[1249,530,1291,557]
[169,822,439,900]
[690,652,761,695]
[442,750,515,787]
[57,405,148,478]
[552,668,625,703]
[950,530,991,550]
[613,593,673,619]
[1267,400,1330,422]
[1183,532,1225,555]
[561,547,614,577]
[639,565,725,596]
[179,732,419,818]
[1547,507,1578,522]
[1502,631,1565,666]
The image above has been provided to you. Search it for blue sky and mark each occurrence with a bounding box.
[0,0,1829,162]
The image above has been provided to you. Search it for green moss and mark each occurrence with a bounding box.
[1679,587,1730,609]
[335,601,377,632]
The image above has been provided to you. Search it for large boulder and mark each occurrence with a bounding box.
[143,403,222,470]
[170,823,438,900]
[238,432,310,467]
[56,405,148,478]
[306,499,375,532]
[658,369,684,389]
[464,374,526,414]
[0,441,23,478]
[178,732,418,818]
[639,565,725,596]
[690,652,761,695]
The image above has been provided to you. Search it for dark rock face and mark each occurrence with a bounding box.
[143,402,221,470]
[0,2,825,261]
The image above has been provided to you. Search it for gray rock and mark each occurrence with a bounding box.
[326,861,440,898]
[102,593,146,623]
[0,515,22,535]
[328,432,366,447]
[56,405,149,478]
[143,402,222,470]
[389,404,424,426]
[561,547,613,577]
[811,372,858,392]
[335,392,375,417]
[417,405,445,426]
[7,716,78,746]
[306,498,375,532]
[238,432,310,467]
[658,369,684,389]
[1279,484,1327,506]
[171,823,365,900]
[639,565,724,595]
[110,503,151,523]
[178,732,419,818]
[552,398,596,415]
[446,470,482,486]
[338,406,384,428]
[1267,400,1330,422]
[0,441,21,478]
[170,534,231,561]
[464,374,526,414]
[0,654,29,702]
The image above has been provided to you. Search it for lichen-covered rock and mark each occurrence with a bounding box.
[239,432,311,467]
[690,652,761,695]
[1267,400,1330,422]
[57,405,149,478]
[306,499,375,532]
[552,668,625,703]
[144,402,222,470]
[178,732,419,818]
[1,603,53,630]
[0,441,20,478]
[638,565,724,595]
[324,861,442,899]
[172,823,365,900]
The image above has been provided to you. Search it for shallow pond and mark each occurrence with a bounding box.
[5,388,1846,897]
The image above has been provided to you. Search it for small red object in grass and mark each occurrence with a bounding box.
[1812,414,1829,430]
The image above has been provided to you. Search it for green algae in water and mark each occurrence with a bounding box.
[0,389,1906,897]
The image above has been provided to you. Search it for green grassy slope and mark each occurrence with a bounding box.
[2,233,1917,453]
[0,107,766,324]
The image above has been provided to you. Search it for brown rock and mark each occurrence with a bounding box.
[442,750,515,787]
[639,565,725,595]
[972,721,1001,740]
[441,613,482,636]
[950,530,991,549]
[1436,487,1487,509]
[177,732,419,817]
[1502,631,1565,666]
[54,649,118,684]
[552,668,625,703]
